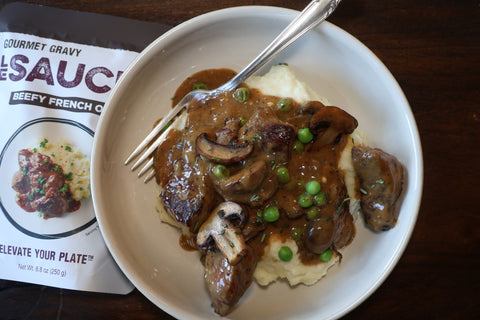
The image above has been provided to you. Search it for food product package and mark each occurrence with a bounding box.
[0,3,170,293]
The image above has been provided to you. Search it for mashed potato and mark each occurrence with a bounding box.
[245,65,362,286]
[254,234,339,286]
[339,129,366,220]
[35,138,90,201]
[245,65,329,105]
[157,65,363,287]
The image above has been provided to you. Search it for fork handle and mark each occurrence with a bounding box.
[216,0,342,92]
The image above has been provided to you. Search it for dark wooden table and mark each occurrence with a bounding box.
[1,0,478,319]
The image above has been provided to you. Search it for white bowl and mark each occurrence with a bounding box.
[91,6,423,320]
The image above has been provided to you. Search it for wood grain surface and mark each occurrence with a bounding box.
[0,0,479,319]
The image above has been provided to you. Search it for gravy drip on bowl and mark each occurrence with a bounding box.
[153,68,403,315]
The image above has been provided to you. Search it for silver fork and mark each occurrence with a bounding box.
[125,0,342,181]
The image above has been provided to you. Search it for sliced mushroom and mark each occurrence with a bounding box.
[287,100,327,128]
[296,100,325,116]
[197,202,248,265]
[214,161,278,206]
[218,160,266,194]
[196,133,253,164]
[309,106,358,146]
[304,217,335,254]
[333,211,355,249]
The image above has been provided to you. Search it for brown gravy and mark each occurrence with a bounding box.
[154,68,355,265]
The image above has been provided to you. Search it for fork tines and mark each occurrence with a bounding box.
[124,102,184,181]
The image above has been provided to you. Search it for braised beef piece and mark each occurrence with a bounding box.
[215,117,241,145]
[11,171,25,193]
[303,177,355,256]
[12,149,80,219]
[239,106,295,162]
[155,127,218,233]
[352,146,405,231]
[204,247,256,316]
[241,207,266,242]
[160,162,215,233]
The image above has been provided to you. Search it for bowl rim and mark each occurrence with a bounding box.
[92,5,423,320]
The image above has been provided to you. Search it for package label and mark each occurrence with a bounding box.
[0,31,138,293]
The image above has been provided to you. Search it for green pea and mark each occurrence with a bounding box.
[320,248,333,262]
[278,246,293,262]
[239,116,247,126]
[293,140,304,153]
[276,167,290,184]
[305,206,320,220]
[314,192,326,207]
[298,193,313,208]
[263,206,280,222]
[305,180,321,195]
[233,87,250,103]
[298,128,314,144]
[277,98,292,112]
[291,227,303,241]
[212,164,230,179]
[192,82,207,90]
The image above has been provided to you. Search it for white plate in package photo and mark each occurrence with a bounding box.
[0,118,95,239]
